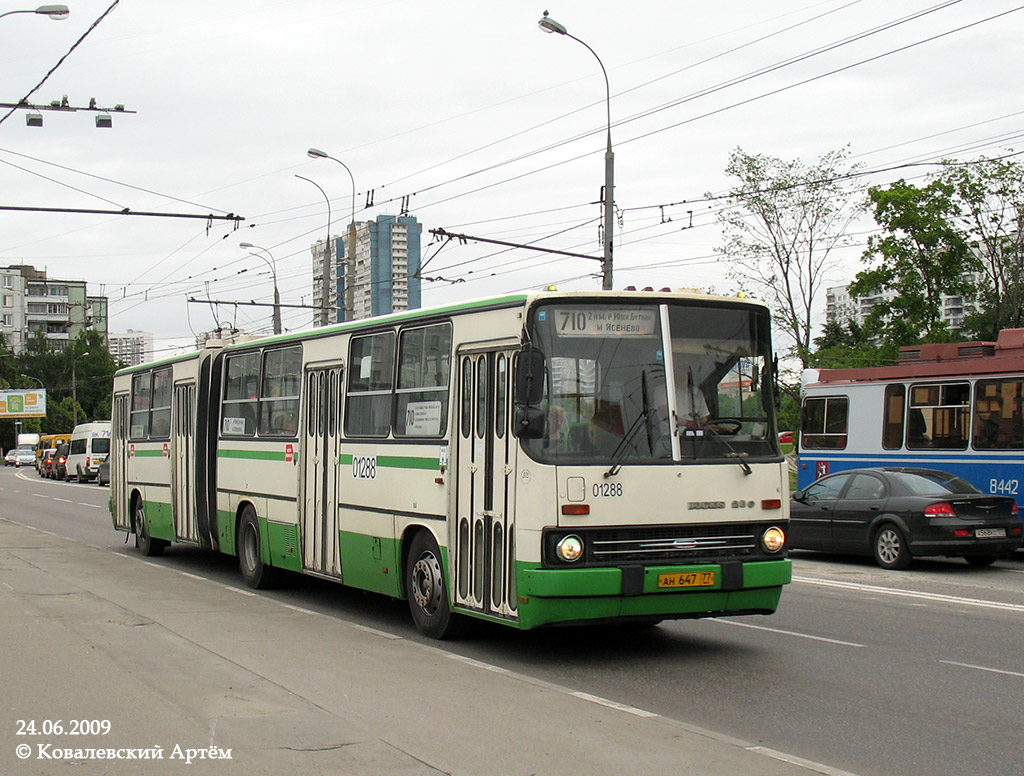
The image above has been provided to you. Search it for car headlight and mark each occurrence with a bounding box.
[762,526,786,553]
[555,534,584,563]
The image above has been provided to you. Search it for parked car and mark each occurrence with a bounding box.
[790,467,1022,569]
[778,430,793,444]
[97,458,109,487]
[39,448,56,478]
[4,449,17,466]
[53,443,70,481]
[12,448,35,467]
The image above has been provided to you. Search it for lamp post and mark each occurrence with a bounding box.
[538,11,614,290]
[239,242,281,335]
[0,4,70,21]
[71,350,89,427]
[295,175,333,327]
[307,148,357,321]
[20,374,45,389]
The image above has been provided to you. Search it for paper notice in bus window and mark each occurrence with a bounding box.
[404,401,442,436]
[222,416,246,435]
[552,308,657,337]
[130,424,146,438]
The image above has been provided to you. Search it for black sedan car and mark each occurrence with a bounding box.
[790,467,1022,569]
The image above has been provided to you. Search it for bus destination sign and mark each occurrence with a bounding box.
[551,308,657,337]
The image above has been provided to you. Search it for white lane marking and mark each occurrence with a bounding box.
[940,660,1024,680]
[53,498,73,504]
[77,503,104,509]
[794,575,1024,614]
[570,691,660,718]
[714,618,865,647]
[749,747,862,776]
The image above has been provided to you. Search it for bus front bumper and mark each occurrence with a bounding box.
[515,559,792,629]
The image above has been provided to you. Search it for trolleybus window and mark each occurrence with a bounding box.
[973,378,1024,450]
[801,396,848,449]
[907,382,969,450]
[346,331,395,437]
[883,384,905,449]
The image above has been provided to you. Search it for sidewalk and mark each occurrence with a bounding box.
[0,518,838,776]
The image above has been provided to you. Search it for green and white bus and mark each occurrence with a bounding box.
[110,289,791,637]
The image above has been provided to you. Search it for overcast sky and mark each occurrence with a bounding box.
[2,0,1021,355]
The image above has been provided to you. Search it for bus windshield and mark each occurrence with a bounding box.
[522,301,778,464]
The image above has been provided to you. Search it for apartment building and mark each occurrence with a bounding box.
[311,215,422,325]
[0,265,108,353]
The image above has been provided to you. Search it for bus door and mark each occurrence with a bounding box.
[172,382,198,543]
[301,365,344,578]
[454,346,518,621]
[111,392,131,531]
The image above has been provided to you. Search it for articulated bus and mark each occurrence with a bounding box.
[798,328,1024,507]
[111,290,791,638]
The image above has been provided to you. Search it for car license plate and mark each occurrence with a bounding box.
[657,571,715,589]
[976,528,1006,538]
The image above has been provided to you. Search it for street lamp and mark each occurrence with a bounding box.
[307,147,357,322]
[295,174,333,327]
[0,5,70,21]
[20,374,45,389]
[239,242,281,335]
[538,11,614,290]
[71,350,89,427]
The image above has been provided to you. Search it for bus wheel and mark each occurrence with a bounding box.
[133,498,167,557]
[406,531,460,639]
[237,506,281,589]
[873,524,911,570]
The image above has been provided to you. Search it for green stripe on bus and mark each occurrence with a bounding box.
[218,449,289,461]
[339,453,438,470]
[132,449,166,458]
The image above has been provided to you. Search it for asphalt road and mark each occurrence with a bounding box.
[3,465,1023,776]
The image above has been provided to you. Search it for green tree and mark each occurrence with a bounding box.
[851,179,979,348]
[939,157,1024,340]
[808,319,898,369]
[714,147,862,368]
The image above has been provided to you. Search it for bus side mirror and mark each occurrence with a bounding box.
[514,349,545,406]
[513,407,545,439]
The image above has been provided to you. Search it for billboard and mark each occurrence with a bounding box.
[0,390,47,418]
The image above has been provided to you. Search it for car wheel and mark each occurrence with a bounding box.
[873,524,911,570]
[964,554,997,567]
[405,530,462,639]
[133,497,167,557]
[237,505,281,589]
[76,467,85,484]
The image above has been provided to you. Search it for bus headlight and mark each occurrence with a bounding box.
[762,526,786,553]
[556,534,584,563]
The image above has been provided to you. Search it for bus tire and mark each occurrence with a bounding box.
[873,524,911,570]
[405,531,461,639]
[237,506,281,589]
[133,497,167,557]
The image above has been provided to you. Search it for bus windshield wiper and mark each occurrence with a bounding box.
[604,372,654,479]
[698,420,752,476]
